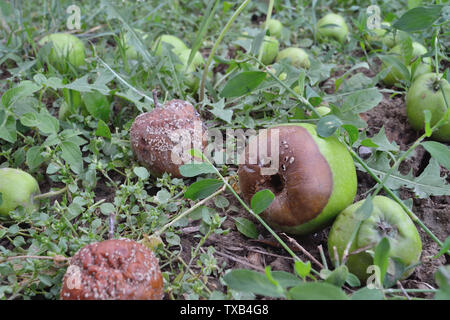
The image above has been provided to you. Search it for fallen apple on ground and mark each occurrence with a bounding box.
[0,168,40,216]
[238,123,357,235]
[406,73,450,142]
[328,196,422,282]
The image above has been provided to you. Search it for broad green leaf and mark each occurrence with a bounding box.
[323,265,349,288]
[26,146,45,170]
[179,162,216,177]
[60,141,83,174]
[434,265,450,300]
[233,217,258,239]
[0,115,17,143]
[95,120,112,139]
[393,5,443,32]
[82,92,110,122]
[342,124,359,145]
[317,115,343,138]
[184,179,223,200]
[374,237,391,285]
[288,282,349,300]
[36,112,59,135]
[362,156,450,198]
[250,189,275,214]
[345,272,361,287]
[133,167,149,180]
[370,127,399,152]
[100,203,115,215]
[220,71,266,98]
[422,141,450,171]
[223,269,285,298]
[294,260,311,279]
[351,287,385,300]
[341,87,382,114]
[271,271,302,289]
[1,81,41,108]
[208,99,233,124]
[379,55,410,84]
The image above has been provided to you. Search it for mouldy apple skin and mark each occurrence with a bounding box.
[60,239,164,300]
[328,196,422,282]
[406,73,450,142]
[316,13,349,44]
[0,168,40,216]
[130,99,207,178]
[39,33,86,71]
[238,123,357,235]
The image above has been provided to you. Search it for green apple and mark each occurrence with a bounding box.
[174,48,206,89]
[238,123,357,235]
[267,19,283,38]
[153,34,188,56]
[261,36,279,65]
[276,47,310,69]
[0,168,40,216]
[382,42,432,86]
[39,33,85,72]
[317,13,349,44]
[123,29,149,60]
[328,196,422,282]
[406,73,450,142]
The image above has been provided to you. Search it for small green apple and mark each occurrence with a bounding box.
[238,123,357,235]
[317,13,349,44]
[123,29,149,60]
[382,42,432,86]
[261,36,279,65]
[328,196,422,282]
[39,33,85,72]
[406,73,450,142]
[276,47,310,69]
[0,168,40,216]
[267,19,283,39]
[153,34,188,56]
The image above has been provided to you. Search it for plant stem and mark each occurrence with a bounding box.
[152,183,226,238]
[257,0,274,62]
[33,186,68,200]
[199,0,252,102]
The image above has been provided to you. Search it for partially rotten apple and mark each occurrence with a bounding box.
[130,99,207,178]
[60,238,164,300]
[0,168,40,216]
[238,123,357,235]
[328,196,422,282]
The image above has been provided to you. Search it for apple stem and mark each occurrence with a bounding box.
[33,186,68,201]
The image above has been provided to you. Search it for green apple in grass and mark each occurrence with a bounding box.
[317,13,349,44]
[328,196,422,282]
[276,47,310,69]
[267,19,283,38]
[0,168,40,216]
[406,73,450,142]
[238,123,357,235]
[382,42,432,86]
[39,33,85,72]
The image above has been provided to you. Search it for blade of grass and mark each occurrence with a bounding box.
[186,0,220,71]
